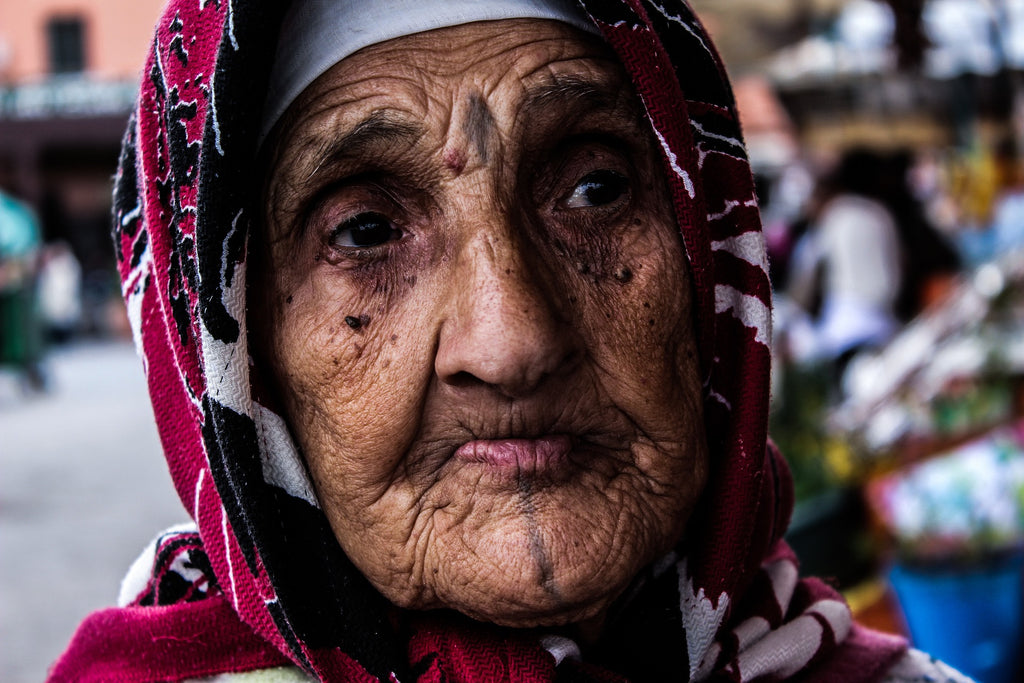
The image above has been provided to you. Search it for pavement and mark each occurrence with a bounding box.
[0,339,185,682]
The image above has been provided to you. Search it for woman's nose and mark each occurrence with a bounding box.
[435,234,582,398]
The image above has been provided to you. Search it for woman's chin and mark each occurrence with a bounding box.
[370,522,647,630]
[456,597,612,630]
[336,468,695,631]
[402,575,621,630]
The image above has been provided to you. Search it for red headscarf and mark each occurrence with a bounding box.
[52,2,919,681]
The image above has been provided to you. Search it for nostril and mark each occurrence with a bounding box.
[560,344,584,371]
[446,370,482,390]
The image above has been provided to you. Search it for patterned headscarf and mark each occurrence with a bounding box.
[52,1,918,681]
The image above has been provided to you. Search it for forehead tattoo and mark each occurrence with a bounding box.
[464,92,495,164]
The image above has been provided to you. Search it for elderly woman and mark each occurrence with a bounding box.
[52,1,969,681]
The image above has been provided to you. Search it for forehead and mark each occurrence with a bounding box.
[268,20,635,168]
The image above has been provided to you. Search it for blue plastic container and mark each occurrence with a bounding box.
[888,553,1024,683]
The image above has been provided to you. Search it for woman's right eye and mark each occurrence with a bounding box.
[561,169,629,210]
[330,211,402,248]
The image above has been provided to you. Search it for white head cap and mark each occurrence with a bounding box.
[261,0,598,142]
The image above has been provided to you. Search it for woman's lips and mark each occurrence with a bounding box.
[454,435,573,476]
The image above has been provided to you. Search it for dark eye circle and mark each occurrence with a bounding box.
[331,211,401,248]
[564,170,628,209]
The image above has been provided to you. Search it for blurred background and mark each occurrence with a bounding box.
[0,2,182,681]
[693,2,1024,682]
[2,0,1024,681]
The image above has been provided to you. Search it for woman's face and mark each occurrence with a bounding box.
[256,19,707,629]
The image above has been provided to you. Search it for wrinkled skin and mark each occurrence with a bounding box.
[254,19,708,629]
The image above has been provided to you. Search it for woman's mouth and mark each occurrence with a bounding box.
[454,435,574,477]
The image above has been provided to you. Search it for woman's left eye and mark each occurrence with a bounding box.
[563,169,629,209]
[330,211,402,248]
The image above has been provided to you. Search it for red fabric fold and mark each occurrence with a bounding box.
[790,624,909,683]
[407,614,558,683]
[47,597,292,682]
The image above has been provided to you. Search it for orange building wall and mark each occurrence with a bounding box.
[0,0,165,83]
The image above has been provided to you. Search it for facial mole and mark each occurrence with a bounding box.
[285,295,293,304]
[443,148,467,175]
[344,314,372,330]
[614,266,633,284]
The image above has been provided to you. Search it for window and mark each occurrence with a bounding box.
[47,17,85,74]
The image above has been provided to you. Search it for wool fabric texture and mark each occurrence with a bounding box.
[49,2,958,681]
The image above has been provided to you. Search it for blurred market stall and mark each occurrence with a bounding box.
[687,1,1024,680]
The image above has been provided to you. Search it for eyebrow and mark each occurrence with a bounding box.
[520,74,630,118]
[282,73,632,195]
[298,110,423,183]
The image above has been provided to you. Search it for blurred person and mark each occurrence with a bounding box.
[949,145,1004,266]
[48,2,973,682]
[36,241,82,345]
[781,149,958,375]
[947,137,1024,268]
[878,150,960,317]
[986,136,1024,258]
[783,150,904,369]
[907,149,961,260]
[0,188,46,390]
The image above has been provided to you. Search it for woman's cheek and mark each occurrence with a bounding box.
[281,278,374,375]
[575,226,693,405]
[561,217,683,332]
[279,266,433,438]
